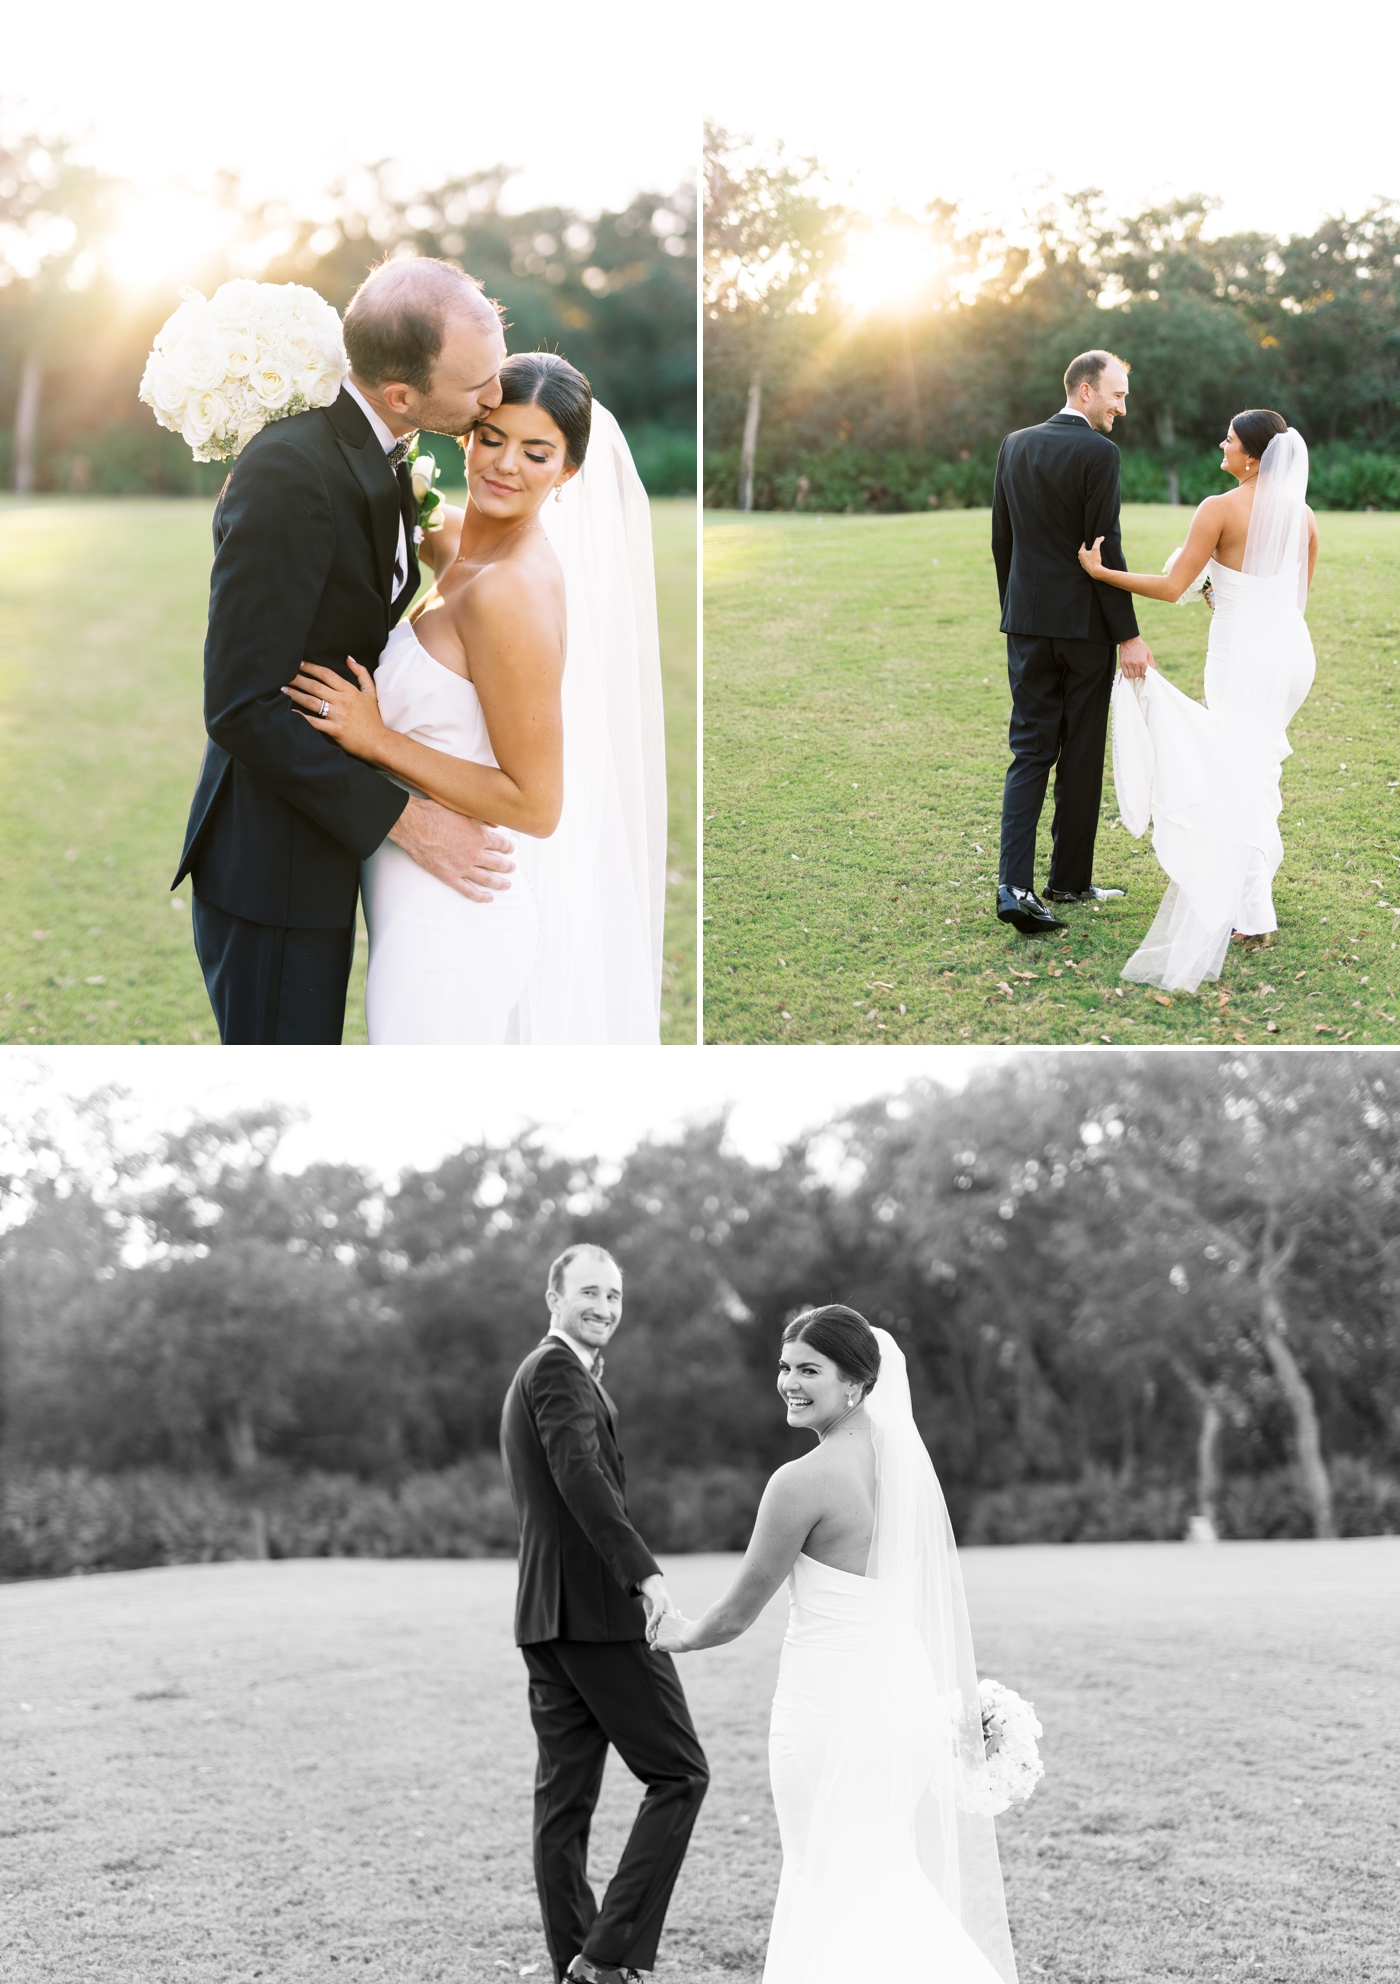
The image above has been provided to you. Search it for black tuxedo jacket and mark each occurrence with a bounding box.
[991,411,1139,645]
[501,1336,661,1647]
[172,389,421,929]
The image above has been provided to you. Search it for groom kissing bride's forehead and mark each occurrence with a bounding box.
[174,256,517,1047]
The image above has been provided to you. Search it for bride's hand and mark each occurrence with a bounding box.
[1078,535,1106,577]
[282,658,389,761]
[647,1611,692,1655]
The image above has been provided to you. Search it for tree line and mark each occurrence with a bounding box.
[3,1053,1398,1548]
[0,130,695,496]
[704,128,1400,511]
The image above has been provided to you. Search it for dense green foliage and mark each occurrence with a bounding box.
[4,1055,1397,1572]
[705,133,1400,510]
[1,136,695,494]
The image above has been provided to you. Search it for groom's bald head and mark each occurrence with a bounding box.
[345,257,505,434]
[346,258,500,391]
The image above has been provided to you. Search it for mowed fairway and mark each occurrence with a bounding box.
[703,507,1400,1044]
[5,1542,1398,1984]
[0,495,695,1045]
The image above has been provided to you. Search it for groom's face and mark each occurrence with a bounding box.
[548,1252,624,1354]
[1079,360,1130,434]
[408,311,506,436]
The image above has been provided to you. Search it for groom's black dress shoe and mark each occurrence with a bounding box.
[996,885,1066,934]
[1044,884,1126,903]
[566,1960,644,1983]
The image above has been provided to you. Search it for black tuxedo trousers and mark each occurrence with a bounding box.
[999,633,1117,893]
[524,1638,708,1980]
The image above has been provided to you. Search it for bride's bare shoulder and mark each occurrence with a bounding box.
[451,542,563,638]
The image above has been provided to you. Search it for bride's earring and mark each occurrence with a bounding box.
[554,483,565,503]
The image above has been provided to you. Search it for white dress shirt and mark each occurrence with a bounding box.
[1059,406,1091,423]
[342,375,410,597]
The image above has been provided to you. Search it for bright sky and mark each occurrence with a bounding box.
[0,1048,998,1182]
[705,0,1398,244]
[7,0,695,287]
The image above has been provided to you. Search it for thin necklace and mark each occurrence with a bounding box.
[455,517,542,567]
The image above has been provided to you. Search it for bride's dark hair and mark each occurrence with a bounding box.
[782,1305,881,1399]
[1231,408,1288,462]
[489,350,593,468]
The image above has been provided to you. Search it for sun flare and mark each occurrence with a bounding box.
[836,223,948,315]
[103,190,236,291]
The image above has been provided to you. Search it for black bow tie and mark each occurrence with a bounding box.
[388,437,414,469]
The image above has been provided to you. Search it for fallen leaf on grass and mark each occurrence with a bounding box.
[1010,969,1038,981]
[1315,1024,1334,1034]
[1266,1021,1279,1032]
[995,983,1016,999]
[1150,994,1171,1007]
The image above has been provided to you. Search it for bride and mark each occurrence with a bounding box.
[282,352,666,1043]
[1077,409,1318,992]
[648,1306,1018,1984]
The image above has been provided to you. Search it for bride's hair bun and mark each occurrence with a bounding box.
[783,1305,881,1398]
[496,351,593,468]
[1232,408,1288,462]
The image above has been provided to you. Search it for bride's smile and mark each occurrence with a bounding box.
[778,1343,860,1438]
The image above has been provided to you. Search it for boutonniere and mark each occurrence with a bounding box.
[406,440,445,543]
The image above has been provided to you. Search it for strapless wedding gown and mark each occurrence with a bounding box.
[764,1554,1008,1984]
[360,620,539,1043]
[1110,556,1316,990]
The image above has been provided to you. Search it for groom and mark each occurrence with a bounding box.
[990,348,1155,934]
[173,257,515,1043]
[500,1245,709,1984]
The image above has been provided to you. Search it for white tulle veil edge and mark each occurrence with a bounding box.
[1242,426,1310,610]
[509,401,667,1043]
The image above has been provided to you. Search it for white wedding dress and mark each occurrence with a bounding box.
[763,1332,1018,1984]
[359,404,667,1044]
[1110,428,1315,991]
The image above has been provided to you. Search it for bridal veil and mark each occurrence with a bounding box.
[512,402,667,1042]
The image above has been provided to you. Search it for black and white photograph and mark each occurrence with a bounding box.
[4,1046,1399,1982]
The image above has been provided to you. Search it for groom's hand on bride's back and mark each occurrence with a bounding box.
[387,793,515,902]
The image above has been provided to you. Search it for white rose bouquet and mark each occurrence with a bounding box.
[139,279,347,464]
[978,1678,1044,1814]
[1165,546,1214,607]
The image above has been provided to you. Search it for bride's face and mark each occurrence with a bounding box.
[464,400,578,522]
[778,1338,857,1436]
[1220,426,1254,481]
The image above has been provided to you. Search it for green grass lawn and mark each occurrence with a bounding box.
[0,496,695,1045]
[703,506,1400,1044]
[5,1542,1396,1983]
